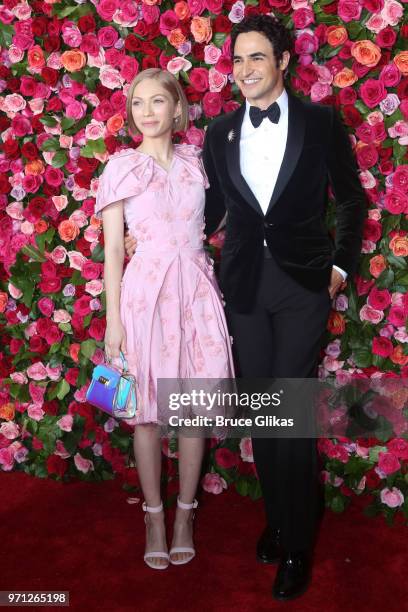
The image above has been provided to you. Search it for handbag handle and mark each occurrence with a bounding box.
[119,351,128,373]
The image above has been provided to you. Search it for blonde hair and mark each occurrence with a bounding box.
[126,68,189,136]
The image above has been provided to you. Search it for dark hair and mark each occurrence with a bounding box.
[230,14,292,66]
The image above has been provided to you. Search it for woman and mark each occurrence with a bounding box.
[95,69,234,570]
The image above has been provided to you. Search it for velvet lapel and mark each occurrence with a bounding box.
[265,93,305,215]
[225,104,264,216]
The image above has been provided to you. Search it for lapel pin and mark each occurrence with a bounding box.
[227,129,235,142]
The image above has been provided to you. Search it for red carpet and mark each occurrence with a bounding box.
[1,472,407,612]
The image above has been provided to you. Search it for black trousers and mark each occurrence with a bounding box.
[226,250,331,552]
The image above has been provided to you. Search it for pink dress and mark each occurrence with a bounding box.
[95,144,235,425]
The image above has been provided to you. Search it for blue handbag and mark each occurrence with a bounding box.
[86,351,137,419]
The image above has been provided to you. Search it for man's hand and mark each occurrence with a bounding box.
[124,231,137,259]
[328,268,347,300]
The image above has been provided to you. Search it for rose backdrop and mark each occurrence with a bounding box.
[0,0,407,522]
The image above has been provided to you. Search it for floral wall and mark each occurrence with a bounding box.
[0,0,407,520]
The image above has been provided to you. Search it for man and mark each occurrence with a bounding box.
[202,15,365,600]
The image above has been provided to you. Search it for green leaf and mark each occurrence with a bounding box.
[375,268,394,289]
[36,228,55,253]
[0,23,14,48]
[51,150,68,169]
[330,495,346,513]
[355,100,369,115]
[368,445,387,463]
[40,138,60,152]
[20,244,47,262]
[80,339,97,359]
[39,116,58,128]
[61,117,77,131]
[353,348,373,368]
[213,33,227,48]
[235,477,249,496]
[91,243,105,263]
[56,379,70,401]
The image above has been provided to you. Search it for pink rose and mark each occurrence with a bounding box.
[380,487,404,508]
[120,56,139,82]
[29,382,46,404]
[393,166,408,193]
[228,1,245,24]
[202,92,222,117]
[204,0,223,12]
[142,5,160,25]
[185,126,205,147]
[295,32,319,56]
[98,26,118,48]
[37,297,55,317]
[74,453,94,473]
[209,68,227,92]
[293,8,315,29]
[57,415,74,432]
[159,10,179,35]
[338,0,362,22]
[46,365,62,381]
[382,0,403,26]
[239,437,254,462]
[27,404,45,421]
[378,451,400,475]
[10,372,28,385]
[96,0,118,21]
[359,79,387,108]
[359,304,384,324]
[167,57,192,75]
[387,306,405,326]
[387,438,408,460]
[204,44,222,65]
[201,472,227,494]
[310,82,332,102]
[45,166,64,188]
[55,440,71,458]
[0,422,20,440]
[50,245,67,264]
[27,362,48,380]
[187,0,204,16]
[0,447,14,471]
[379,63,401,87]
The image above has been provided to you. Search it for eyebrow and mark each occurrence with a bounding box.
[233,52,268,60]
[132,94,168,100]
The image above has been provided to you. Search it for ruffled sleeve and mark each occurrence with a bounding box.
[94,149,155,219]
[173,144,210,189]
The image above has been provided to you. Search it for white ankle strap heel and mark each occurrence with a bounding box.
[169,498,199,566]
[142,501,169,570]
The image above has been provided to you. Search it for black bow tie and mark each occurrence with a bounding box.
[249,102,280,128]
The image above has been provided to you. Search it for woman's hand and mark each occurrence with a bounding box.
[104,320,127,362]
[124,231,137,259]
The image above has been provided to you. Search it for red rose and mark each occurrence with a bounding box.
[142,56,158,70]
[215,55,233,75]
[0,174,11,194]
[74,295,92,317]
[43,36,60,53]
[213,15,232,33]
[21,142,39,160]
[384,189,408,214]
[362,0,382,10]
[45,324,63,346]
[192,43,205,62]
[124,34,142,52]
[215,447,238,468]
[359,79,387,109]
[41,67,59,86]
[46,454,67,477]
[365,469,380,489]
[141,41,161,57]
[78,14,96,33]
[322,1,338,14]
[372,336,393,358]
[356,144,379,170]
[3,138,19,158]
[202,92,222,117]
[43,400,59,416]
[378,452,400,475]
[89,318,106,341]
[375,26,397,49]
[39,278,62,293]
[363,218,382,242]
[65,368,79,386]
[74,172,92,190]
[9,338,24,354]
[367,287,391,310]
[386,439,408,460]
[46,97,64,112]
[81,261,101,280]
[342,105,363,128]
[189,67,209,92]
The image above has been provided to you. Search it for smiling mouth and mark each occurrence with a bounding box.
[242,79,261,85]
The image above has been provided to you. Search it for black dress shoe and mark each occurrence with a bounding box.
[272,551,312,601]
[256,526,281,564]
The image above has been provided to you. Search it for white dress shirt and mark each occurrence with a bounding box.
[239,90,347,280]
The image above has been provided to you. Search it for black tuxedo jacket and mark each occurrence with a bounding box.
[203,92,366,313]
